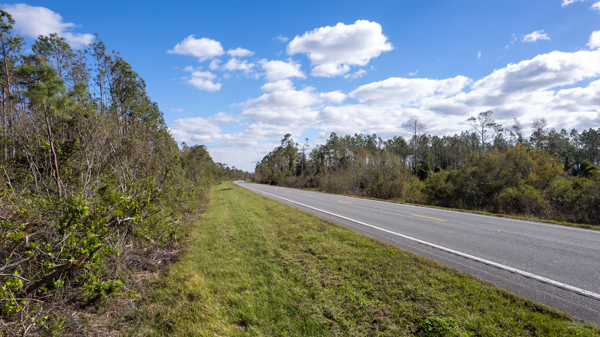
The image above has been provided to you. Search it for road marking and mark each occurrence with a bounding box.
[237,182,600,302]
[338,200,352,204]
[412,214,447,222]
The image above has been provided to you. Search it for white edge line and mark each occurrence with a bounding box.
[250,182,599,234]
[237,182,600,302]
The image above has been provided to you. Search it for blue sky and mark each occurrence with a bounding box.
[3,0,600,171]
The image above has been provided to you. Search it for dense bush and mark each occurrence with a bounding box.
[0,11,249,335]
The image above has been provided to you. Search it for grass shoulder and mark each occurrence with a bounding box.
[129,181,599,336]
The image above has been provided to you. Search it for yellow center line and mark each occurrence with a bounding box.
[411,214,447,222]
[338,200,352,204]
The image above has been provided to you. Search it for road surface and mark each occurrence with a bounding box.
[235,180,600,324]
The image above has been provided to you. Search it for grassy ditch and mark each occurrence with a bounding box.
[130,181,599,336]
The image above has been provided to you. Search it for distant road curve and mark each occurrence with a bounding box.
[235,181,600,324]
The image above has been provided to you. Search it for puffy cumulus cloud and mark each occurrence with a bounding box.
[2,4,94,48]
[223,58,255,72]
[317,49,600,138]
[423,49,600,125]
[349,76,471,105]
[318,91,346,103]
[311,64,350,78]
[260,79,295,92]
[169,117,222,144]
[588,31,600,50]
[471,49,600,95]
[287,20,393,77]
[239,85,349,133]
[227,47,254,58]
[593,2,600,10]
[184,68,221,92]
[522,30,550,42]
[171,45,600,172]
[241,88,320,125]
[209,112,236,122]
[168,35,224,61]
[260,59,305,81]
[316,104,420,139]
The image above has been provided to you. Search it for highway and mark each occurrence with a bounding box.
[235,180,600,324]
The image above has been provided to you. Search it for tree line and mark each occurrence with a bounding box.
[0,11,248,335]
[254,111,599,226]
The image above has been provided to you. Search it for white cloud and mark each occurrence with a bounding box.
[223,58,255,72]
[260,79,295,92]
[477,51,482,59]
[345,69,367,79]
[227,47,254,58]
[274,35,289,42]
[471,49,600,94]
[588,30,600,49]
[170,41,600,172]
[523,30,550,42]
[311,64,350,77]
[2,3,94,48]
[592,2,600,10]
[408,69,418,76]
[241,87,320,125]
[186,70,221,92]
[209,59,222,70]
[209,112,236,122]
[208,143,279,171]
[170,108,185,112]
[349,76,471,105]
[168,35,224,61]
[318,91,347,103]
[287,20,393,77]
[169,117,222,144]
[562,0,584,6]
[260,59,305,81]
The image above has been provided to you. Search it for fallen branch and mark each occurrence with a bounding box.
[0,254,37,273]
[24,253,89,295]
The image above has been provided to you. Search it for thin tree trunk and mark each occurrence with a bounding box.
[45,111,61,196]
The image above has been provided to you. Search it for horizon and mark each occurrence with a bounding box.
[3,0,600,171]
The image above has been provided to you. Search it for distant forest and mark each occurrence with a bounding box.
[254,111,600,226]
[0,10,248,335]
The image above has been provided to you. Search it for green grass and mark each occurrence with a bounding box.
[130,182,600,336]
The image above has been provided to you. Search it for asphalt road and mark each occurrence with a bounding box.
[234,180,600,324]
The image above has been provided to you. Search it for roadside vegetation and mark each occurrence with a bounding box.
[0,11,249,335]
[254,112,600,226]
[132,182,599,336]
